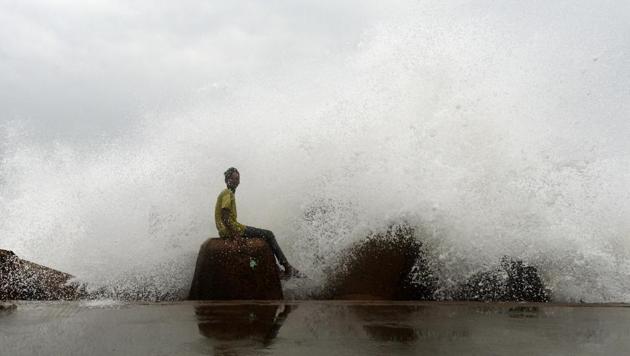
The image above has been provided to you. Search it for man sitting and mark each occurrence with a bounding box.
[215,167,301,279]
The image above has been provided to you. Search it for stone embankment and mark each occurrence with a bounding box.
[323,224,437,300]
[0,249,85,300]
[321,223,550,302]
[3,226,549,303]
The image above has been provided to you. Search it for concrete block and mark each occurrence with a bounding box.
[189,238,283,300]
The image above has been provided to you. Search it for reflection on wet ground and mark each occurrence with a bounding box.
[195,303,292,354]
[350,305,419,343]
[2,301,630,355]
[507,306,540,318]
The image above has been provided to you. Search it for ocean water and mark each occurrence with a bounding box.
[2,301,630,356]
[1,1,630,302]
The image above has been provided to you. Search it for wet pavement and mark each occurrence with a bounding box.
[1,301,629,355]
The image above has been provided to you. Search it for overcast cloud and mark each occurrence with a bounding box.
[0,0,390,138]
[1,0,629,141]
[2,1,630,301]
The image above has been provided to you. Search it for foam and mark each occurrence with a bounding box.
[1,1,629,302]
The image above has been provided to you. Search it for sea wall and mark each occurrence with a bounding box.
[0,249,85,300]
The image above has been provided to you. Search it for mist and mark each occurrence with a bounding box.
[1,0,630,302]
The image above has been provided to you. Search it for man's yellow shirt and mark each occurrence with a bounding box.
[215,188,246,238]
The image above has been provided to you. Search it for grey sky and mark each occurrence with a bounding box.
[0,0,385,138]
[1,0,628,141]
[2,1,630,302]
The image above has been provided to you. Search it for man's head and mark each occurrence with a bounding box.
[224,167,240,191]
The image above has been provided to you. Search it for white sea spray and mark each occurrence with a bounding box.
[1,1,629,302]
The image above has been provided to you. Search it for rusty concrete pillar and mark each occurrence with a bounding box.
[188,238,283,300]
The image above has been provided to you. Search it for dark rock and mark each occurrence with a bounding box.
[454,256,550,302]
[188,238,283,300]
[0,249,86,300]
[324,223,437,300]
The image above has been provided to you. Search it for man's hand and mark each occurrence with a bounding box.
[221,209,232,230]
[221,208,245,246]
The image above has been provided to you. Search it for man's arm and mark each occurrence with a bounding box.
[221,208,242,239]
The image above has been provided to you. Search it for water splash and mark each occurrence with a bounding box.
[1,1,630,302]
